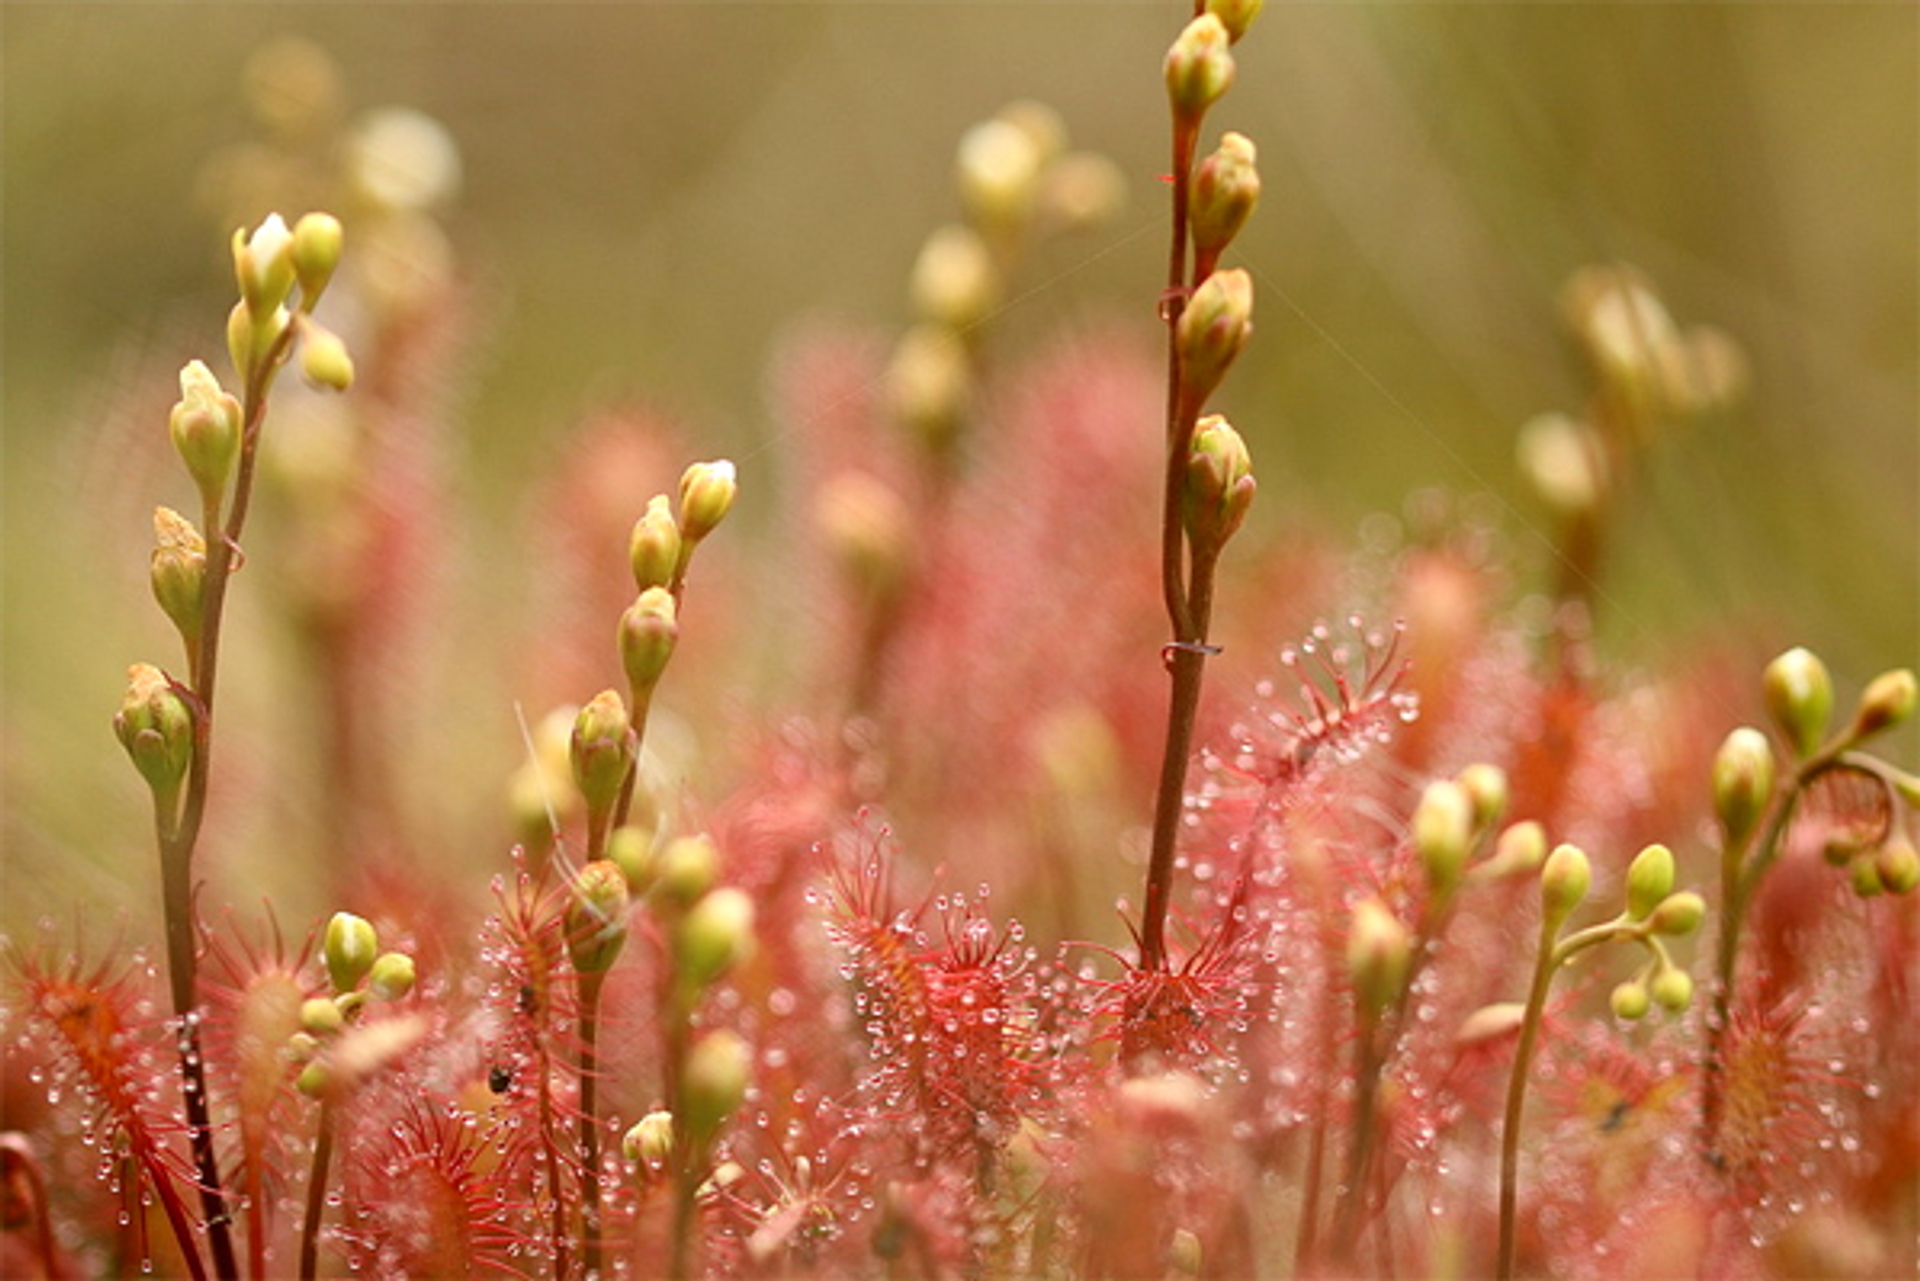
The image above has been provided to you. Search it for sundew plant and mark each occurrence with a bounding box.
[3,5,1917,1281]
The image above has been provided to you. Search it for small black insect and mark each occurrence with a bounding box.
[488,1064,513,1094]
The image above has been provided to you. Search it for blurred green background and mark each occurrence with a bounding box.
[4,4,1915,934]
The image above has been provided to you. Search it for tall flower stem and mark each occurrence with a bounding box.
[297,1098,339,1281]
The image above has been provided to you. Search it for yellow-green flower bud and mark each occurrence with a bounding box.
[324,911,379,994]
[1763,647,1833,758]
[300,997,345,1036]
[1712,727,1775,847]
[619,588,679,697]
[886,324,972,452]
[608,824,655,895]
[1183,414,1255,547]
[1850,852,1887,897]
[1846,669,1918,745]
[1175,268,1253,408]
[233,213,297,315]
[675,886,757,991]
[1540,843,1591,927]
[1610,980,1650,1021]
[1516,412,1607,517]
[298,322,355,391]
[113,664,194,800]
[1412,779,1475,898]
[368,952,416,1001]
[570,690,636,820]
[290,211,344,305]
[296,1060,331,1098]
[1169,1227,1203,1278]
[150,508,207,651]
[653,834,719,909]
[1455,763,1509,832]
[1650,965,1694,1013]
[681,1029,751,1140]
[286,1031,321,1064]
[677,459,737,546]
[1205,0,1264,43]
[955,118,1043,233]
[1454,1001,1526,1047]
[567,859,631,974]
[169,360,243,509]
[1875,835,1919,896]
[1164,15,1236,121]
[910,224,1000,332]
[628,494,681,593]
[815,471,914,603]
[1189,132,1259,265]
[1624,843,1676,921]
[1483,820,1548,879]
[1346,897,1410,1017]
[624,1109,676,1165]
[1647,890,1706,937]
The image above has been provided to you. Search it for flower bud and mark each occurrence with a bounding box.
[1516,412,1607,517]
[368,952,416,1001]
[1610,980,1650,1021]
[1175,268,1252,408]
[1205,0,1264,43]
[1849,852,1887,897]
[677,460,737,546]
[290,212,344,305]
[1764,647,1833,758]
[1346,897,1410,1017]
[1846,669,1918,745]
[887,324,972,452]
[624,1109,676,1165]
[169,360,243,509]
[570,690,636,820]
[324,911,379,994]
[619,588,679,697]
[1412,779,1474,898]
[1650,965,1694,1013]
[910,224,1000,332]
[1624,844,1676,921]
[1540,843,1591,927]
[1483,820,1548,879]
[1189,132,1259,266]
[1454,1001,1526,1047]
[1183,414,1255,547]
[113,664,194,800]
[150,508,207,650]
[1647,890,1706,937]
[682,1030,751,1141]
[300,997,345,1036]
[628,494,682,592]
[567,859,632,975]
[653,833,719,909]
[608,824,655,895]
[1875,834,1919,896]
[815,471,914,603]
[955,118,1044,233]
[298,322,355,391]
[674,886,757,991]
[1712,727,1775,847]
[1165,15,1235,121]
[233,213,296,315]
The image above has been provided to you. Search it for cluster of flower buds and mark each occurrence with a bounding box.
[619,459,736,706]
[290,911,421,1099]
[228,211,352,391]
[1536,840,1704,1021]
[1719,646,1920,896]
[1557,263,1748,439]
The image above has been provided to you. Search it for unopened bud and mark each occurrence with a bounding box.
[682,1029,751,1140]
[233,213,296,315]
[887,324,972,451]
[816,471,914,602]
[1183,414,1255,547]
[910,224,1000,332]
[1624,843,1676,921]
[1846,669,1917,745]
[368,952,416,1001]
[324,911,379,994]
[1175,268,1252,408]
[169,360,243,509]
[608,824,655,895]
[1456,763,1509,832]
[150,508,208,650]
[1764,647,1833,758]
[619,588,679,697]
[298,322,354,391]
[1346,897,1410,1017]
[1610,980,1650,1021]
[1412,779,1474,898]
[1205,0,1264,43]
[1165,15,1236,121]
[1875,834,1920,896]
[113,664,194,799]
[568,859,631,974]
[675,886,757,991]
[624,1109,676,1165]
[1850,852,1887,898]
[677,460,737,546]
[628,494,682,592]
[1516,412,1607,517]
[1647,890,1706,937]
[1454,1001,1526,1047]
[1189,132,1259,268]
[570,690,636,819]
[1540,843,1591,927]
[1650,965,1694,1012]
[300,997,345,1036]
[1483,820,1548,879]
[290,212,344,305]
[955,119,1043,232]
[653,834,719,908]
[1712,727,1775,847]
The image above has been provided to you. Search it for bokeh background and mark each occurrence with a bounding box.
[4,4,1915,937]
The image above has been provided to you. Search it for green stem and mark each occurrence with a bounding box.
[298,1097,338,1281]
[1496,912,1561,1281]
